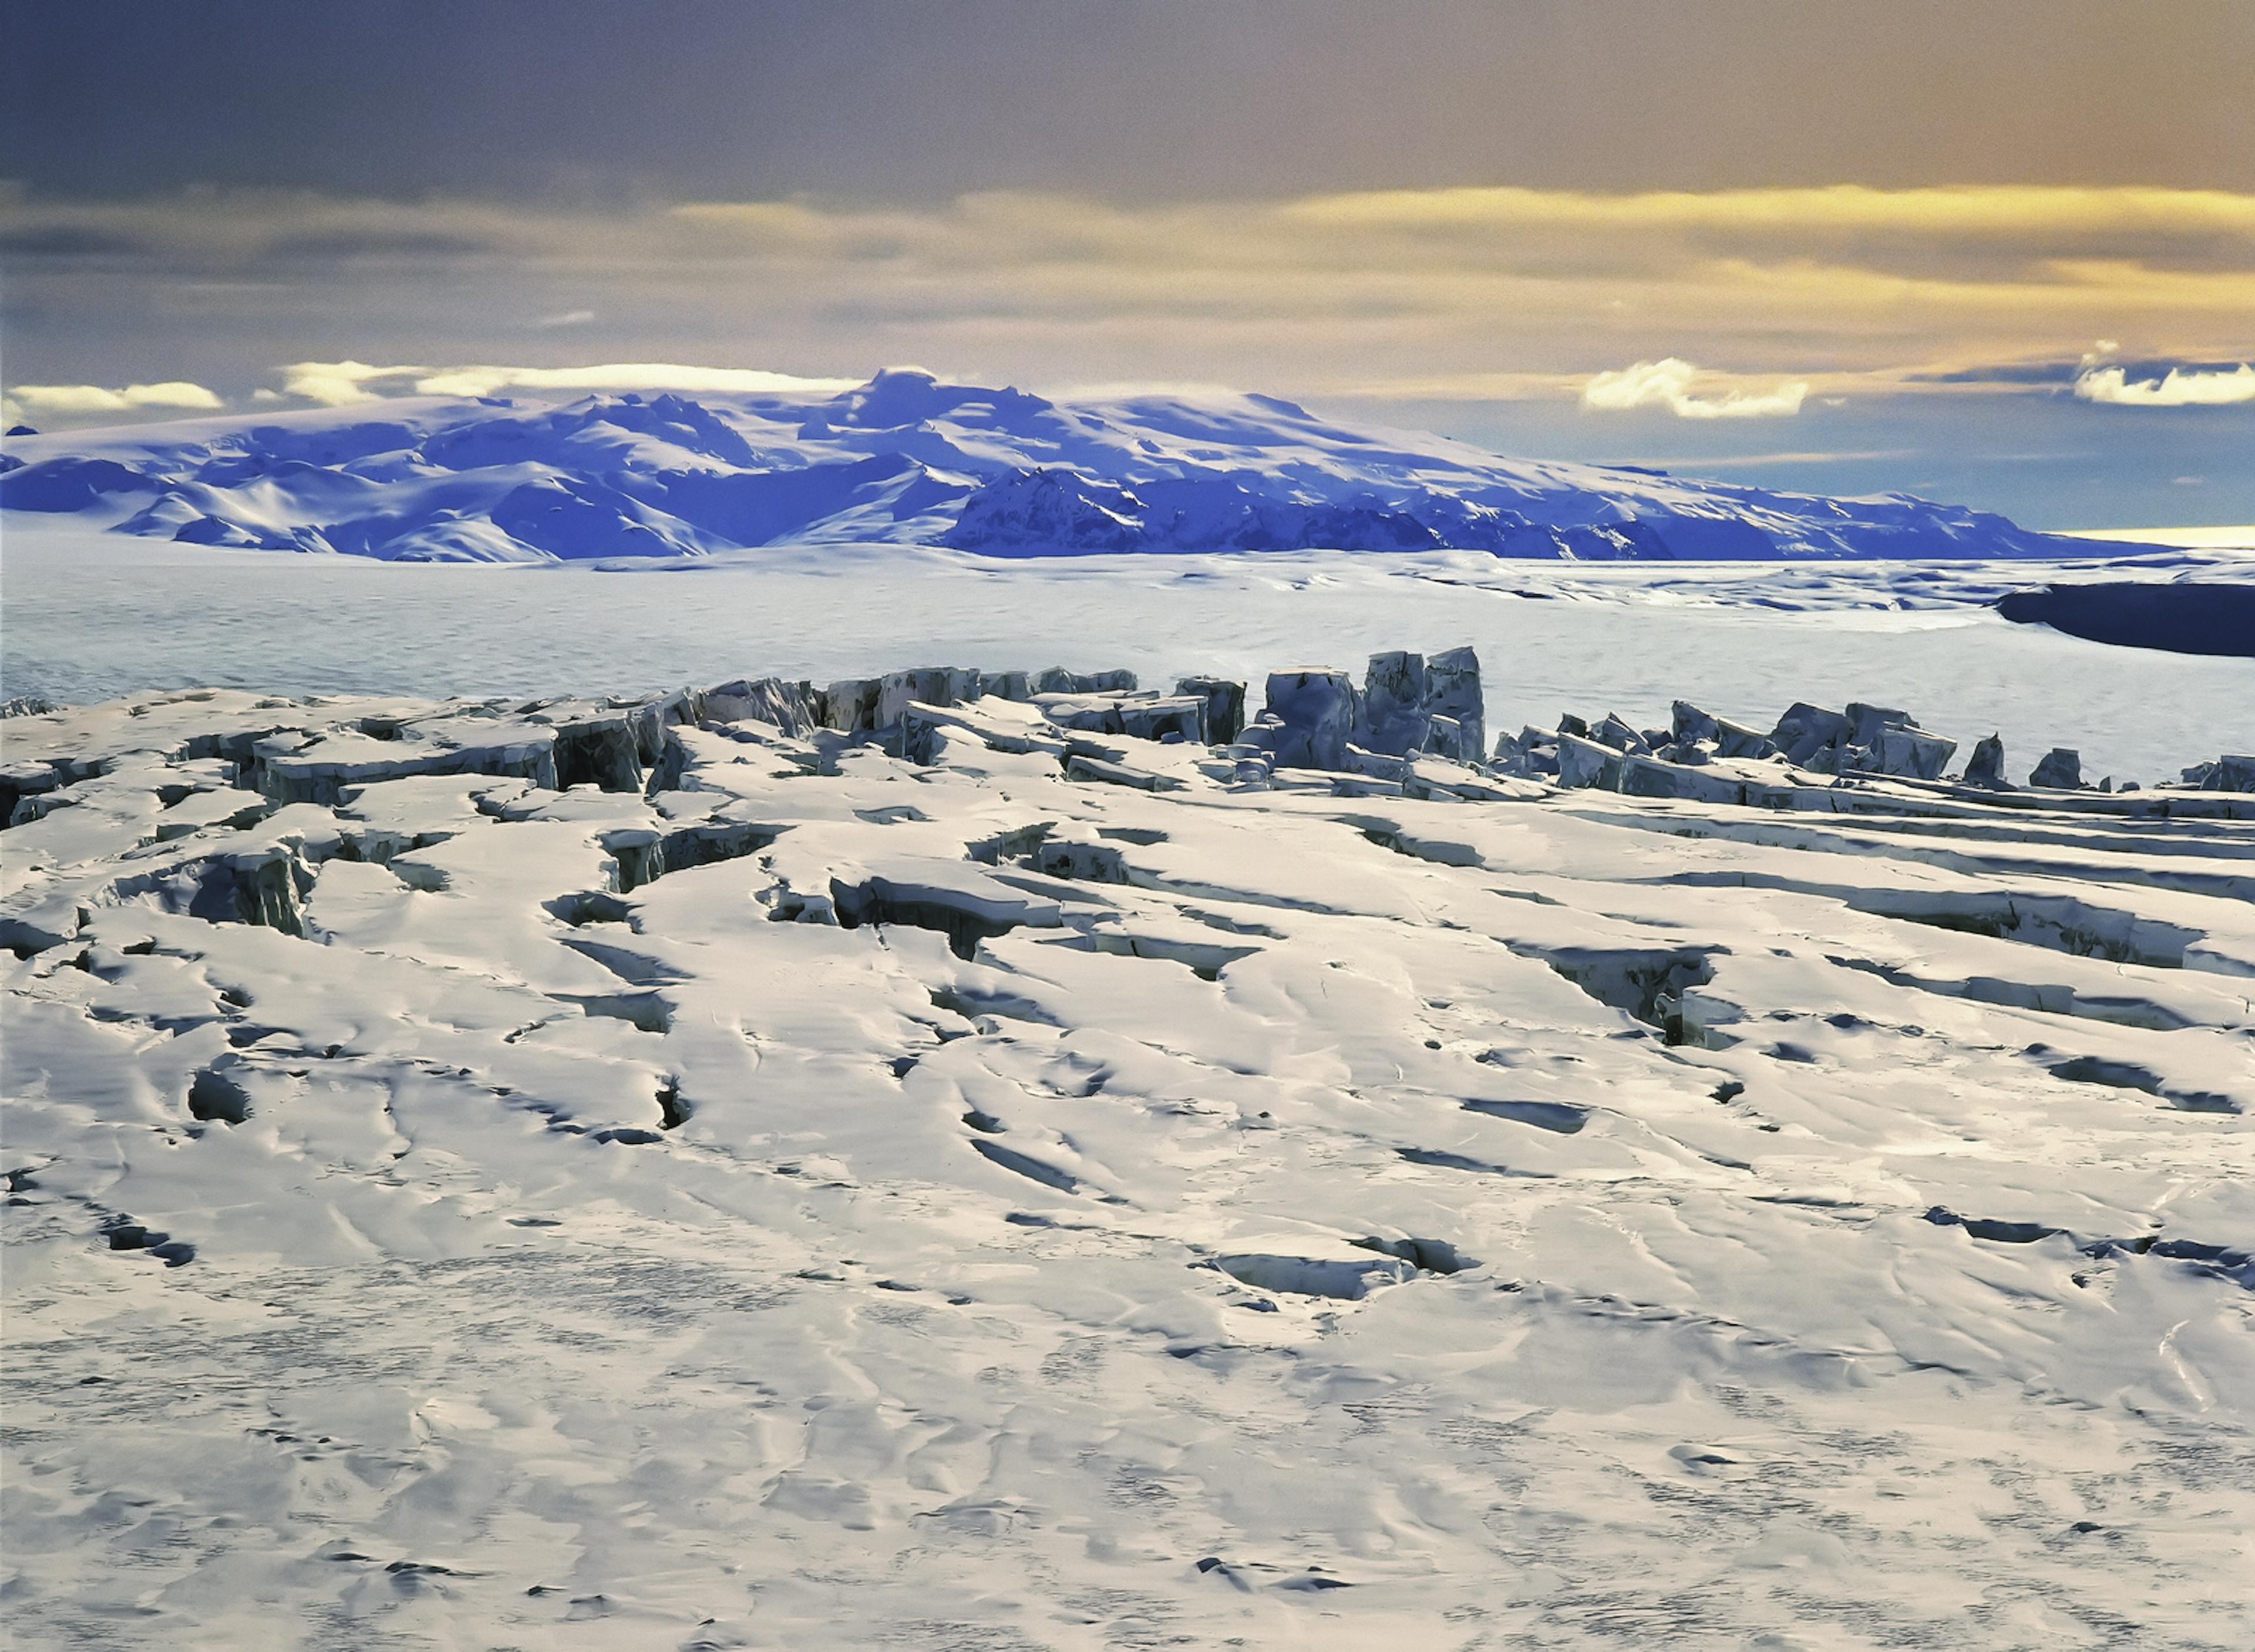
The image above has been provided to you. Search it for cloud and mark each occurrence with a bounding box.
[277,359,861,405]
[1907,360,2084,387]
[4,380,223,415]
[2072,361,2255,407]
[0,187,554,265]
[1581,359,1808,419]
[1280,184,2255,240]
[280,359,412,406]
[9,183,2253,415]
[410,363,862,398]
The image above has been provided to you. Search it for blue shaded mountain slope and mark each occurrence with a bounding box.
[1,369,2074,563]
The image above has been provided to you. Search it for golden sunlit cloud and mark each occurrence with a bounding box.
[7,381,222,413]
[409,364,862,399]
[2074,361,2255,406]
[4,381,223,426]
[278,361,406,406]
[516,185,2255,398]
[279,361,861,406]
[1278,184,2255,238]
[1581,359,1809,419]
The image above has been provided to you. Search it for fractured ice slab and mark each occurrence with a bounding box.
[1256,668,1357,771]
[2032,746,2087,789]
[1422,644,1485,761]
[1352,650,1429,757]
[1173,675,1247,745]
[1876,724,1957,780]
[1964,732,2010,789]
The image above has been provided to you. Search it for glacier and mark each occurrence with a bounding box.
[4,671,2252,1649]
[0,369,2086,563]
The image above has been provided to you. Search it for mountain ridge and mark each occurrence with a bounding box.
[0,368,2081,563]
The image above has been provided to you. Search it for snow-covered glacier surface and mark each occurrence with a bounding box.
[5,684,2252,1650]
[0,371,2091,562]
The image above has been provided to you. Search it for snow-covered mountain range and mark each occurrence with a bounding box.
[0,368,2079,563]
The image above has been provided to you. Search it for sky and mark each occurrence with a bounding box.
[3,0,2250,527]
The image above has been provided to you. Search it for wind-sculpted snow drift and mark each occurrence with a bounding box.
[5,657,2253,1648]
[0,369,2080,562]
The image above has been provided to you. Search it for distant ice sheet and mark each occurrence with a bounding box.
[5,516,2251,781]
[2052,524,2255,551]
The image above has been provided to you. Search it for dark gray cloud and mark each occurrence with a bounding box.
[0,223,156,258]
[5,0,2251,204]
[1909,361,2086,386]
[1911,356,2254,388]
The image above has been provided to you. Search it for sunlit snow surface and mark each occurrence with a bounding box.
[4,684,2253,1650]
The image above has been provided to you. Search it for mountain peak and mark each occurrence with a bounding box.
[809,366,1057,434]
